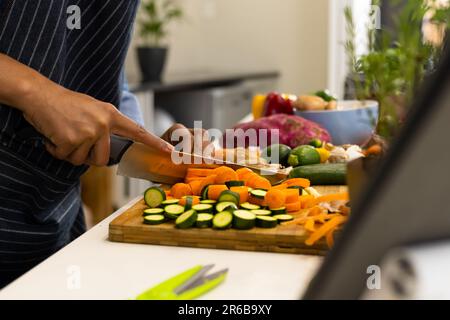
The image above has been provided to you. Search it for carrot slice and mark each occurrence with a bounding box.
[284,188,300,204]
[179,196,200,207]
[164,190,172,197]
[189,179,204,196]
[305,216,347,246]
[236,168,254,181]
[186,168,215,178]
[304,219,316,232]
[271,183,288,190]
[326,229,336,248]
[265,189,287,209]
[252,177,272,190]
[185,177,205,184]
[198,175,217,196]
[170,183,193,199]
[299,195,315,209]
[213,166,239,185]
[285,178,311,188]
[230,186,250,204]
[285,201,302,213]
[208,185,229,200]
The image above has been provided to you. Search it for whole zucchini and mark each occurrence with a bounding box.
[288,163,347,185]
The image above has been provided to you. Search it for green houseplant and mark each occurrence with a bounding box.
[137,0,183,82]
[345,0,449,139]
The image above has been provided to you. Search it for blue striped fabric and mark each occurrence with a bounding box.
[0,0,139,287]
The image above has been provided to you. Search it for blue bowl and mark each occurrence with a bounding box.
[295,100,379,146]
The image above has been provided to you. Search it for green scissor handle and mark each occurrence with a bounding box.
[136,265,227,300]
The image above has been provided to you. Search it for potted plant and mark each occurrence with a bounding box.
[137,0,183,82]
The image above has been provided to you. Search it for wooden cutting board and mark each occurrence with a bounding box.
[109,186,347,256]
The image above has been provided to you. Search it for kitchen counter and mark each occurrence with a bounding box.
[0,197,322,300]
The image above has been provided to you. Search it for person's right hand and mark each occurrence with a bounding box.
[22,85,174,167]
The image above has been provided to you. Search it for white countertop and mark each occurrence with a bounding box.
[0,198,322,300]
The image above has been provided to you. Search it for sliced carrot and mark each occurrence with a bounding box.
[252,177,272,191]
[304,219,316,232]
[230,186,250,204]
[299,195,315,209]
[185,177,204,184]
[271,183,288,190]
[179,196,200,207]
[186,168,215,178]
[170,183,193,199]
[189,179,204,196]
[208,185,229,200]
[249,195,267,207]
[285,178,311,188]
[265,189,287,209]
[305,216,348,246]
[245,173,259,187]
[213,166,239,185]
[363,144,382,157]
[326,229,336,248]
[164,190,172,197]
[284,188,300,204]
[285,201,302,213]
[236,168,254,181]
[198,175,217,196]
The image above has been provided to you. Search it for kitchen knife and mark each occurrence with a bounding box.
[109,135,290,185]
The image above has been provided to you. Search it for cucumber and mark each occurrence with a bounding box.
[192,204,213,213]
[196,213,214,228]
[175,210,198,229]
[250,189,267,199]
[161,199,180,207]
[273,214,294,223]
[217,190,240,205]
[200,200,217,205]
[288,163,347,185]
[216,201,238,213]
[256,216,278,228]
[164,204,185,220]
[143,215,165,225]
[201,185,211,200]
[251,209,272,216]
[225,180,245,188]
[240,202,261,210]
[271,207,287,215]
[213,211,233,230]
[144,187,166,208]
[232,210,256,230]
[143,208,165,216]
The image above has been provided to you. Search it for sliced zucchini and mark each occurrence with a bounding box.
[250,189,267,200]
[143,208,165,216]
[251,209,272,216]
[240,202,261,210]
[217,190,240,205]
[183,196,194,210]
[200,200,217,205]
[271,207,287,215]
[144,187,166,208]
[225,180,245,188]
[161,199,180,207]
[216,201,238,213]
[164,204,185,220]
[256,216,278,228]
[196,213,214,228]
[213,211,233,230]
[302,189,309,196]
[273,214,294,223]
[201,185,211,200]
[175,210,198,229]
[192,204,213,213]
[233,210,256,230]
[143,214,165,225]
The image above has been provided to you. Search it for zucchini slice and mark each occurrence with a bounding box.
[240,202,261,211]
[164,204,185,220]
[250,189,267,200]
[196,213,214,228]
[256,216,278,228]
[143,208,165,216]
[213,211,233,230]
[217,190,240,205]
[273,214,294,223]
[250,209,272,216]
[201,185,211,200]
[225,180,245,188]
[271,207,287,215]
[144,187,166,208]
[233,210,256,230]
[183,196,194,210]
[192,204,213,213]
[175,210,198,229]
[143,214,165,225]
[200,200,217,205]
[161,199,180,207]
[215,201,238,213]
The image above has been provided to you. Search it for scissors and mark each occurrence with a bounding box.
[136,264,228,300]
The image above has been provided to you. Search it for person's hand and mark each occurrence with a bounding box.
[22,85,174,166]
[161,123,213,155]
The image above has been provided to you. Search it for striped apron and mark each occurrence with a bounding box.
[0,0,139,287]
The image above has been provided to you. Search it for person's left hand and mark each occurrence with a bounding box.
[161,124,213,155]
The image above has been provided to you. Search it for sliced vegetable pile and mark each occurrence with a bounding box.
[141,166,350,248]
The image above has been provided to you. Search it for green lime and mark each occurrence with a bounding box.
[288,145,321,167]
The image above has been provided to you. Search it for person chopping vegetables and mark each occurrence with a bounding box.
[0,0,205,288]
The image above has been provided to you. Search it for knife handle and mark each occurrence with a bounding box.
[108,135,133,166]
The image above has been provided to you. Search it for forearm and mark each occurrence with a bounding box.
[0,53,60,113]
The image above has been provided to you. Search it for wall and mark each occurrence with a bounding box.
[125,0,330,94]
